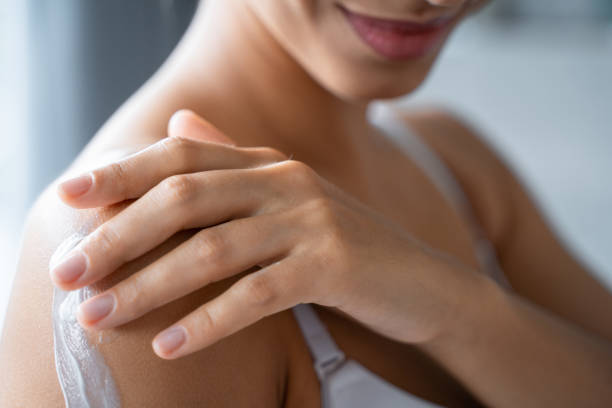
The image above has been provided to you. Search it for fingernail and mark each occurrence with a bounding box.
[79,293,115,324]
[153,326,186,356]
[59,173,92,197]
[50,251,87,284]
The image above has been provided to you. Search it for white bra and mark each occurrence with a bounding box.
[291,103,512,408]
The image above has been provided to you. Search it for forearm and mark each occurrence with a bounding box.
[421,272,612,408]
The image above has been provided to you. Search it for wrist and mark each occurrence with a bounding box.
[419,266,513,359]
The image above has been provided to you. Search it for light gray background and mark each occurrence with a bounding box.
[1,1,611,333]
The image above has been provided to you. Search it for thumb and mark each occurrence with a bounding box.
[168,109,237,146]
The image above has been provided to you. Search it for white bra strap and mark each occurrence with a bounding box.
[292,303,346,380]
[368,103,511,289]
[369,103,474,218]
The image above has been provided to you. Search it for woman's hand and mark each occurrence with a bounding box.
[49,110,488,359]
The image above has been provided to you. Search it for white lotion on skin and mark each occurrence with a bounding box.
[51,233,121,408]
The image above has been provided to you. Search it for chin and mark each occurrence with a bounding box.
[326,74,428,102]
[296,21,450,103]
[310,53,440,103]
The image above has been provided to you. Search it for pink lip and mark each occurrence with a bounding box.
[338,5,454,60]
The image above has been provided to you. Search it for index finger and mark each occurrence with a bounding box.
[57,138,287,209]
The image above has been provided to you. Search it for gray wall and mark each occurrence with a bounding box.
[0,0,197,333]
[27,0,197,198]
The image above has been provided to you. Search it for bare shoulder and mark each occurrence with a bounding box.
[401,107,612,341]
[400,107,514,246]
[0,151,317,407]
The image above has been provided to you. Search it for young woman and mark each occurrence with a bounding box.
[2,0,611,406]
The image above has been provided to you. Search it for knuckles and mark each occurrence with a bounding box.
[300,197,354,280]
[189,305,217,339]
[238,273,278,308]
[302,197,343,235]
[88,223,121,257]
[280,159,315,179]
[93,161,130,198]
[159,136,203,167]
[247,146,288,164]
[193,229,229,270]
[116,272,151,318]
[160,135,199,154]
[275,159,324,195]
[158,174,199,205]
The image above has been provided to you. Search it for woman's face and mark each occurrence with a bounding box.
[246,0,486,101]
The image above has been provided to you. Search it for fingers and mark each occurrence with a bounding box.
[49,167,278,290]
[50,160,325,290]
[168,109,236,146]
[152,256,306,359]
[76,211,297,330]
[58,126,287,209]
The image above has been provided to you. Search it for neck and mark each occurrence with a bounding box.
[165,0,375,168]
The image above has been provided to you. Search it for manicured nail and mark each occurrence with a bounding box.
[153,326,186,356]
[79,293,115,324]
[59,173,92,197]
[50,251,87,284]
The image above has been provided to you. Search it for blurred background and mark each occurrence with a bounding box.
[1,0,611,331]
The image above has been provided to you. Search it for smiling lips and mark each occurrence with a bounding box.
[338,5,454,60]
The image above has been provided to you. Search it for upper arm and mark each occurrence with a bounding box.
[404,107,612,341]
[0,190,66,407]
[0,181,295,407]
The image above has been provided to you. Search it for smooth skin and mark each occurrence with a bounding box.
[54,112,489,357]
[2,0,612,407]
